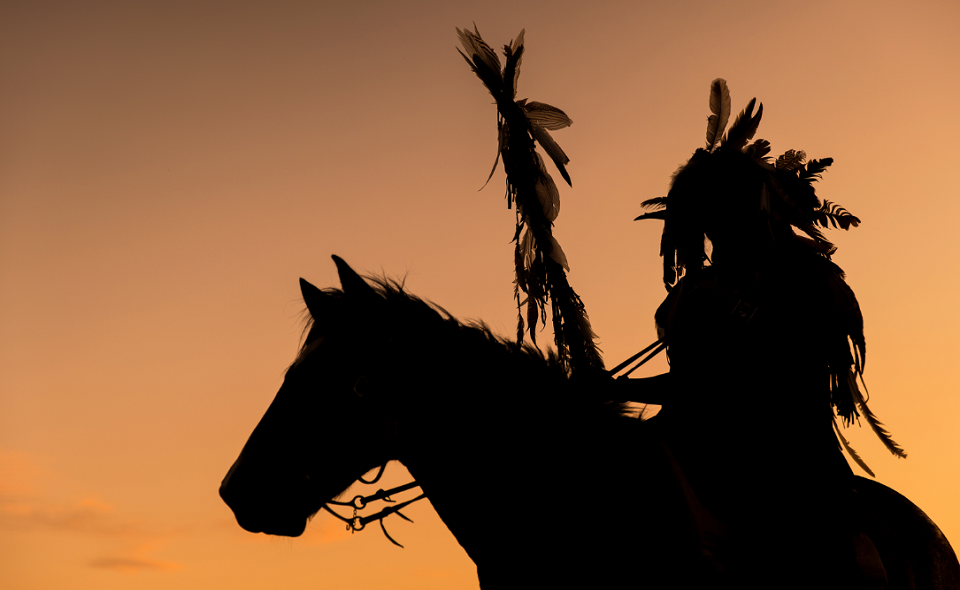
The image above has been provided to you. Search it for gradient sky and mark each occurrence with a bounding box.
[2,1,959,588]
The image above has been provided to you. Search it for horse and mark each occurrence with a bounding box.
[220,256,960,589]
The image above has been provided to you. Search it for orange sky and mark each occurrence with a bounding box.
[2,1,959,588]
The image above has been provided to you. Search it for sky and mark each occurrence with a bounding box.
[2,0,959,588]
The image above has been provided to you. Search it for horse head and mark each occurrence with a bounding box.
[219,256,412,537]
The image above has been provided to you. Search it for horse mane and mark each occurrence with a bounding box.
[295,274,630,419]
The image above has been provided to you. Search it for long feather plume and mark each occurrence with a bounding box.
[705,78,731,152]
[460,26,601,372]
[834,418,875,477]
[847,370,908,458]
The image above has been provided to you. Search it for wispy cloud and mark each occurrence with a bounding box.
[89,556,183,572]
[0,448,184,573]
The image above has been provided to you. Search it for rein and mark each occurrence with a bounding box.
[607,338,665,378]
[321,466,425,548]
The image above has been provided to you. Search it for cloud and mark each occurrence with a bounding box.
[0,447,184,573]
[89,556,183,573]
[0,493,142,536]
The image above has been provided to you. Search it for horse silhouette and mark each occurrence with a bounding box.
[220,256,959,589]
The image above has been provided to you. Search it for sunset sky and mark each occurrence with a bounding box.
[2,1,959,588]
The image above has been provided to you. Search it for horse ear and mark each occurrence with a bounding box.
[332,255,376,298]
[299,278,327,319]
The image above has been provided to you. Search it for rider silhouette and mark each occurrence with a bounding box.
[636,80,901,587]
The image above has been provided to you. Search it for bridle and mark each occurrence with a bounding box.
[321,460,426,548]
[318,339,667,548]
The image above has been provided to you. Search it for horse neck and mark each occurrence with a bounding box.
[397,402,588,574]
[391,366,690,585]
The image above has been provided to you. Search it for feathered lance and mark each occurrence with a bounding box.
[457,26,602,373]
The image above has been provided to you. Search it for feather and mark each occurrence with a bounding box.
[800,157,833,182]
[510,28,525,55]
[848,370,908,458]
[531,124,572,186]
[775,149,806,172]
[522,101,573,130]
[834,418,875,477]
[722,98,763,151]
[480,119,506,190]
[640,196,668,210]
[502,40,524,100]
[514,238,528,297]
[457,26,501,77]
[812,200,861,230]
[745,139,771,162]
[507,30,525,98]
[791,233,837,256]
[526,291,539,344]
[548,235,570,270]
[824,273,866,368]
[534,162,560,221]
[705,78,731,152]
[853,341,864,377]
[456,27,504,100]
[520,228,536,270]
[635,210,667,221]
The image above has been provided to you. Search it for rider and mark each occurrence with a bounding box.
[635,80,901,587]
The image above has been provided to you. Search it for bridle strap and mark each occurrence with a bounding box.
[607,338,664,377]
[358,462,387,484]
[325,479,422,511]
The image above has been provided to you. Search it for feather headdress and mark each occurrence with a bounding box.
[458,26,602,373]
[636,79,903,471]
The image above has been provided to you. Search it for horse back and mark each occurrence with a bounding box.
[853,476,960,589]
